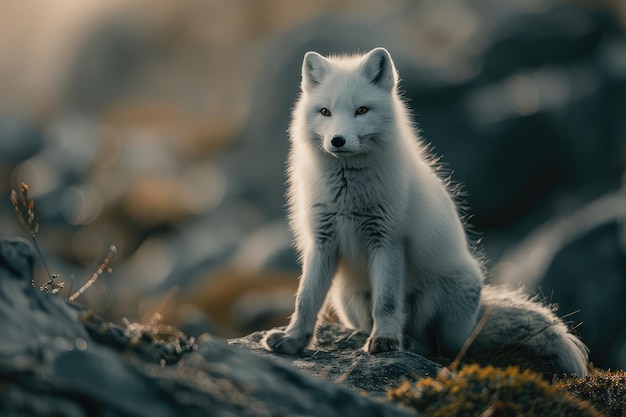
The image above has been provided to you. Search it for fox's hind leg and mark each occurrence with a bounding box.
[434,270,482,356]
[402,269,481,357]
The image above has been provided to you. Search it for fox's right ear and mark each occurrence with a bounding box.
[302,51,330,91]
[361,48,397,92]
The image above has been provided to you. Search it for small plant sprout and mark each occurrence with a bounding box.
[10,183,38,235]
[68,245,117,302]
[40,274,65,294]
[10,182,118,300]
[10,182,54,283]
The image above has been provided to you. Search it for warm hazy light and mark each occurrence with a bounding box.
[60,185,104,226]
[95,125,122,169]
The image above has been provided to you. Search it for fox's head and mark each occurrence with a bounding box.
[297,47,399,158]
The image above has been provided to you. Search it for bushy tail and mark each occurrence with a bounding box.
[472,285,589,376]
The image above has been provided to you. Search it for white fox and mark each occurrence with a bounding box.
[263,47,588,376]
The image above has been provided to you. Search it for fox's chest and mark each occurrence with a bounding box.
[313,168,396,254]
[324,165,372,207]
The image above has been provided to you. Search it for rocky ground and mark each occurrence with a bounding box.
[229,323,442,394]
[0,237,419,417]
[3,236,625,417]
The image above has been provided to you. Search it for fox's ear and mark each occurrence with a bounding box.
[360,47,397,92]
[302,51,330,91]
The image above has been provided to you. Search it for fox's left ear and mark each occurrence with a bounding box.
[360,47,397,92]
[302,51,331,92]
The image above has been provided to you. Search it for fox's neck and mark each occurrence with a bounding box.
[317,142,400,174]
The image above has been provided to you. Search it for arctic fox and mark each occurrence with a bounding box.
[263,47,588,376]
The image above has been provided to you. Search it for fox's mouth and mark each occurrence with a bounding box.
[328,149,358,158]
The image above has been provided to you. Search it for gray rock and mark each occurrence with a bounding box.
[495,190,626,370]
[229,323,443,394]
[0,115,44,163]
[0,239,180,417]
[0,237,417,416]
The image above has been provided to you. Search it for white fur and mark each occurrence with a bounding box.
[263,48,588,376]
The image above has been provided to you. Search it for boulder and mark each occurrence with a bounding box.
[495,190,626,370]
[229,322,443,394]
[0,237,417,417]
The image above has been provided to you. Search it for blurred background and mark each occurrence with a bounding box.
[1,0,625,369]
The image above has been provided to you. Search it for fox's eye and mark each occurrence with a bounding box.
[356,106,368,115]
[320,108,331,117]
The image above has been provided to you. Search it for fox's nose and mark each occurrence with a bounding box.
[331,136,346,148]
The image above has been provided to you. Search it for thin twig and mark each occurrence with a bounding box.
[65,275,75,301]
[10,183,53,281]
[142,286,179,323]
[559,309,582,321]
[30,234,53,282]
[446,305,493,375]
[68,245,117,302]
[569,321,584,333]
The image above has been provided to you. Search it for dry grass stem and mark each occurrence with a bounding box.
[446,305,493,375]
[10,182,53,281]
[68,245,117,302]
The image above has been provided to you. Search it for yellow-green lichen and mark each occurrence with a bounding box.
[389,364,602,417]
[557,370,626,417]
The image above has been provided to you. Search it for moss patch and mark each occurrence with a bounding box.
[557,370,626,417]
[388,364,602,417]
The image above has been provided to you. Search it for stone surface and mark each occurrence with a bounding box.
[0,237,416,417]
[229,323,443,393]
[495,191,626,370]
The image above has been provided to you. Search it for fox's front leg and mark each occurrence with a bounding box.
[365,243,405,354]
[263,248,337,354]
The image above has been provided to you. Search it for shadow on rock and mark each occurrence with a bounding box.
[229,322,442,394]
[0,237,415,417]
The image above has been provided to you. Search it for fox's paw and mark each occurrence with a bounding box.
[364,335,400,354]
[263,330,309,354]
